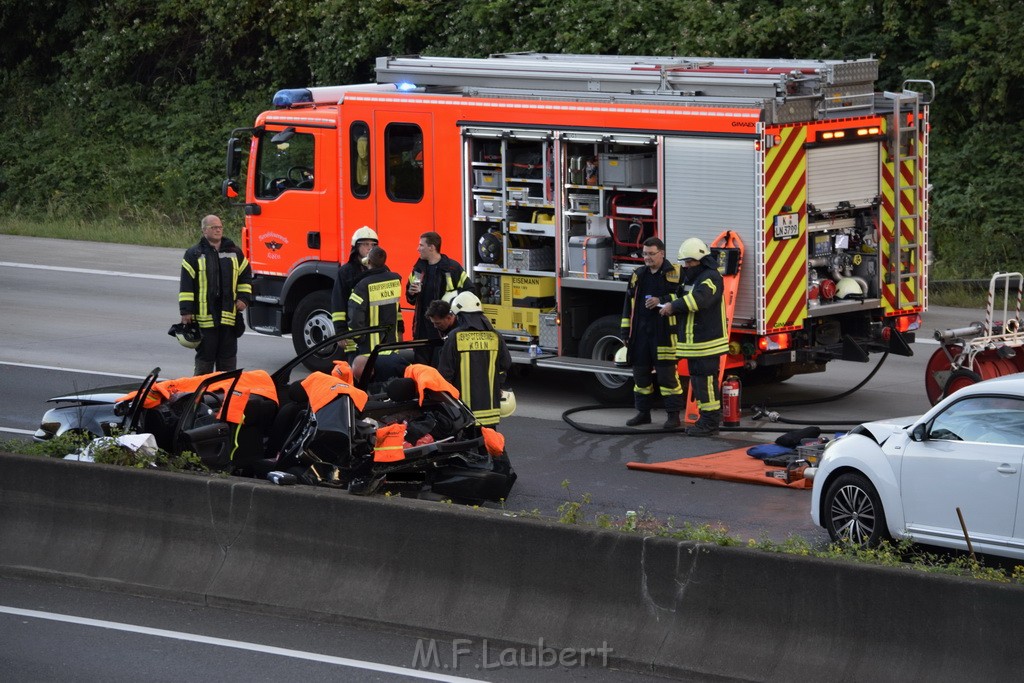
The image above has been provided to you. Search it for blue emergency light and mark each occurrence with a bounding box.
[272,89,313,107]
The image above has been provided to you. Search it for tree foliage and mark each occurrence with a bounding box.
[0,0,1020,274]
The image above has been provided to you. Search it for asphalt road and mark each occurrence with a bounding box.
[0,575,662,682]
[0,234,985,545]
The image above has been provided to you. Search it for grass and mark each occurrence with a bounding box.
[0,213,228,250]
[538,486,1024,585]
[928,282,991,308]
[2,433,208,473]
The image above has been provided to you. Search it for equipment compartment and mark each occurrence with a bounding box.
[599,153,655,187]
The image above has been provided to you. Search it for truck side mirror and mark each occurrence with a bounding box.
[226,137,243,179]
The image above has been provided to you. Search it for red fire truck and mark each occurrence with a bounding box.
[223,53,933,402]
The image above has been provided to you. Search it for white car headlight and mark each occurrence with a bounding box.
[818,437,840,464]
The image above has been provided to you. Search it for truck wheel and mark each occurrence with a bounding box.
[292,290,343,372]
[579,315,634,405]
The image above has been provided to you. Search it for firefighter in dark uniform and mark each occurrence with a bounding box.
[331,226,378,358]
[406,231,473,364]
[179,214,252,375]
[438,291,512,427]
[662,237,729,436]
[348,246,406,381]
[620,237,684,428]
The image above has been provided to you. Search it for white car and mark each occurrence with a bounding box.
[809,372,1024,561]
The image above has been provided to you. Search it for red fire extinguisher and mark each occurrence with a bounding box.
[722,375,741,427]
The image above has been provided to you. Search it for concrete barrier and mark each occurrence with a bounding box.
[2,452,1022,679]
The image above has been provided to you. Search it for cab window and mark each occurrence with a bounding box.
[385,123,423,202]
[350,122,371,199]
[255,129,315,199]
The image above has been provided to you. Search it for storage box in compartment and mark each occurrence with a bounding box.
[567,235,612,279]
[507,246,555,272]
[598,153,655,186]
[507,186,543,203]
[474,196,502,217]
[511,306,555,337]
[508,221,555,237]
[568,193,600,213]
[473,169,503,189]
[538,311,558,350]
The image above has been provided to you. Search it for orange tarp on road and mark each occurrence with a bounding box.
[627,447,811,489]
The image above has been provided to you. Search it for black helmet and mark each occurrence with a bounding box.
[168,322,202,349]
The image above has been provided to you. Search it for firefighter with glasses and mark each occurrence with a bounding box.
[620,237,684,429]
[661,237,728,436]
[179,215,252,375]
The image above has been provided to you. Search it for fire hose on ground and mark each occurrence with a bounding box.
[562,347,891,435]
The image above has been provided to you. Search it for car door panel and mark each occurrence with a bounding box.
[902,440,1022,539]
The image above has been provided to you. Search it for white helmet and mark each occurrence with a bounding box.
[451,291,483,315]
[614,346,629,367]
[499,390,517,418]
[350,226,378,247]
[678,238,709,262]
[835,277,864,299]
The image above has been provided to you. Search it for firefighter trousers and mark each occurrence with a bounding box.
[195,325,238,376]
[686,354,723,423]
[631,340,683,413]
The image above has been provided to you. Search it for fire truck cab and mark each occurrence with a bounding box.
[224,53,933,402]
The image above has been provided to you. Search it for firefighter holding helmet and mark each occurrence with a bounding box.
[661,237,729,436]
[620,237,685,429]
[332,226,378,357]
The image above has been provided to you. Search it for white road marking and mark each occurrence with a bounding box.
[0,427,35,435]
[0,361,144,379]
[0,261,177,281]
[0,605,485,682]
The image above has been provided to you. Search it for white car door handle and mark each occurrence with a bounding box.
[997,464,1018,474]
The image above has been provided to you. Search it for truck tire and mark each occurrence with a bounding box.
[292,290,343,372]
[579,315,634,405]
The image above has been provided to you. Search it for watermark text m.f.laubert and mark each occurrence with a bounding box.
[412,637,612,671]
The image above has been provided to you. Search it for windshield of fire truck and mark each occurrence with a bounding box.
[255,130,315,199]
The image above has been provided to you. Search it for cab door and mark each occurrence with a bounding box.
[373,111,434,239]
[247,123,335,273]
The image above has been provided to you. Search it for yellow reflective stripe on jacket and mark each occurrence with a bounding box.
[194,255,211,325]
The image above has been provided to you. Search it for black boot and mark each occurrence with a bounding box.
[662,412,681,429]
[626,411,652,426]
[686,410,721,437]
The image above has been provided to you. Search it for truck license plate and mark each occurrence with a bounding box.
[773,213,799,240]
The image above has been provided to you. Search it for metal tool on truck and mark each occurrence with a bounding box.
[222,53,934,402]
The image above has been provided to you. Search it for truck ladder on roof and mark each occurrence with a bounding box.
[375,53,879,112]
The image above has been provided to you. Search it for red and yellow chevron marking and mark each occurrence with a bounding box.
[879,116,924,315]
[763,126,808,333]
